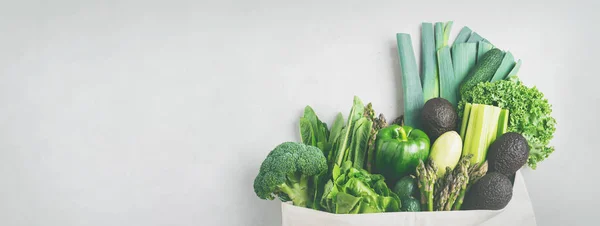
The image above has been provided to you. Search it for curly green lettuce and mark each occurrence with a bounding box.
[458,79,556,169]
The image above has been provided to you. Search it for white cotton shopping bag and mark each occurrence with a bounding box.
[281,170,536,226]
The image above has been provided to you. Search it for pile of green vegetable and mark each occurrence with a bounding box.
[458,79,556,169]
[253,21,556,214]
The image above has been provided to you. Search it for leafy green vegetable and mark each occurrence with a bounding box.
[253,142,327,207]
[458,79,557,169]
[329,113,345,145]
[299,118,315,147]
[299,106,330,155]
[349,118,373,169]
[298,106,334,209]
[334,96,365,166]
[335,191,362,213]
[321,161,400,213]
[332,98,382,171]
[327,113,345,163]
[301,97,387,212]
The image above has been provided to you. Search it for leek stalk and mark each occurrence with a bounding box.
[491,52,516,82]
[397,33,423,129]
[421,23,439,102]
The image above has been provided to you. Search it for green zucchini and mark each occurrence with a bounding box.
[458,48,505,95]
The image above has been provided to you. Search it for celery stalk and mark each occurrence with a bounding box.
[473,105,492,164]
[485,106,502,154]
[463,104,483,164]
[497,109,509,137]
[461,104,506,165]
[460,103,472,140]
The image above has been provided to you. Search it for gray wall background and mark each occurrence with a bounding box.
[0,0,597,225]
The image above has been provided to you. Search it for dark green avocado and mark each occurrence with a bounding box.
[487,132,530,177]
[463,172,513,210]
[419,98,457,141]
[400,197,421,212]
[393,175,418,200]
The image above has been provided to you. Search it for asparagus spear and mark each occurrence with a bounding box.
[446,174,463,210]
[435,167,452,211]
[426,160,438,211]
[366,113,387,172]
[416,160,427,210]
[445,158,469,211]
[391,115,404,126]
[416,159,438,211]
[468,161,488,184]
[453,160,488,210]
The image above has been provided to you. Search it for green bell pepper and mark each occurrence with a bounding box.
[374,125,430,182]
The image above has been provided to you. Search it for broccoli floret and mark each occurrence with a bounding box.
[253,142,327,207]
